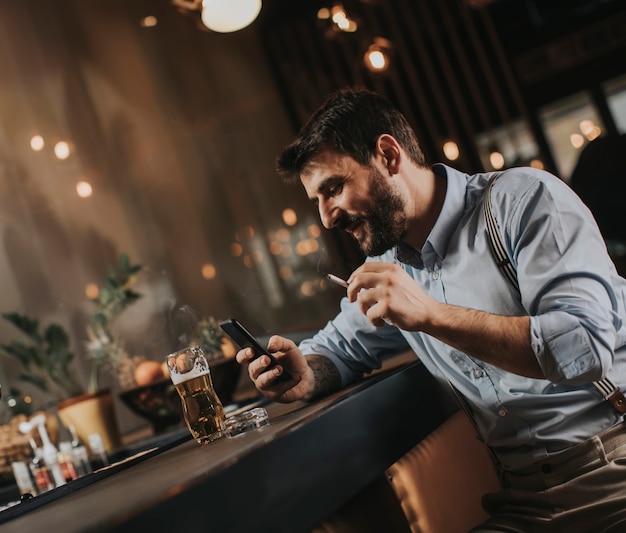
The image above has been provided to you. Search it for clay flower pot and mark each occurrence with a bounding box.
[57,389,122,454]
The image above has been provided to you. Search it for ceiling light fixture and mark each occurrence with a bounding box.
[442,140,460,161]
[171,0,262,33]
[364,37,393,73]
[201,0,262,33]
[317,3,358,36]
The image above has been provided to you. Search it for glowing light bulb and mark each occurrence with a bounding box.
[140,16,157,27]
[443,141,459,161]
[367,50,387,70]
[85,283,99,299]
[54,141,70,160]
[364,38,393,73]
[282,208,297,226]
[201,0,262,33]
[570,133,584,149]
[201,263,216,280]
[76,181,93,198]
[489,151,504,169]
[30,135,45,151]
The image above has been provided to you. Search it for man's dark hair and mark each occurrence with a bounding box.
[276,87,428,183]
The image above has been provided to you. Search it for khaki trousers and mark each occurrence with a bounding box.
[471,421,626,532]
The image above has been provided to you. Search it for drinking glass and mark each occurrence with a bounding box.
[166,346,226,444]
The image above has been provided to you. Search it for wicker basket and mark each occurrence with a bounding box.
[0,415,34,486]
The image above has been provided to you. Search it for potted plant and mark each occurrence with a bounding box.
[0,313,85,408]
[0,312,88,456]
[0,254,144,454]
[83,253,143,393]
[56,253,143,453]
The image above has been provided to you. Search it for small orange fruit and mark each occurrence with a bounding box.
[221,338,237,359]
[134,360,166,386]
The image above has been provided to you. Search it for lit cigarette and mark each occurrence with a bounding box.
[325,273,349,288]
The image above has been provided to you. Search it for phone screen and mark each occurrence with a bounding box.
[220,319,292,383]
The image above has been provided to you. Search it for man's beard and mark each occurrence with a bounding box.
[339,167,406,256]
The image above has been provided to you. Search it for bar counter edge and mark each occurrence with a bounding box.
[2,353,458,532]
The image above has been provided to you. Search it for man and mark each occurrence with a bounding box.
[236,88,626,531]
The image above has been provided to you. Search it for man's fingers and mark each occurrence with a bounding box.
[267,334,295,352]
[247,354,275,379]
[235,347,253,365]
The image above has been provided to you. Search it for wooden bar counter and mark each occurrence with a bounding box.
[0,352,457,532]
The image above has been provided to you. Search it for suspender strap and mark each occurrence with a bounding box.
[483,172,626,416]
[593,380,626,414]
[483,173,518,289]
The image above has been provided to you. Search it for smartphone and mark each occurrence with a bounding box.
[220,319,292,383]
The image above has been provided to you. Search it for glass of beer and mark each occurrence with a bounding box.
[166,346,226,444]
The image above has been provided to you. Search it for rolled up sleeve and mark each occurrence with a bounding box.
[532,307,617,383]
[298,297,410,386]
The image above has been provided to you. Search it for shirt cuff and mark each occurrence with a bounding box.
[531,313,599,382]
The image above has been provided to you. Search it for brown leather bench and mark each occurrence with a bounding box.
[313,411,501,533]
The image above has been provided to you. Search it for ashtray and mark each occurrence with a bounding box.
[221,407,269,438]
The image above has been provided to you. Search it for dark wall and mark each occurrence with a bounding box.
[259,0,626,174]
[0,0,352,425]
[0,0,624,427]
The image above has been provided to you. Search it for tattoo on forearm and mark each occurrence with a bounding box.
[305,355,341,399]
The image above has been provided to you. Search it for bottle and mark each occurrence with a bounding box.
[28,439,54,494]
[68,424,93,477]
[57,442,79,482]
[88,433,109,470]
[31,415,66,488]
[11,461,38,498]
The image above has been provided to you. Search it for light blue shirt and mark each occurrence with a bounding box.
[300,164,626,470]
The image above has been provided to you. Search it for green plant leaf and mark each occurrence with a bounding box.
[118,253,130,273]
[17,372,49,393]
[84,253,143,392]
[45,324,71,353]
[0,340,37,367]
[1,312,42,343]
[106,268,121,288]
[0,312,86,403]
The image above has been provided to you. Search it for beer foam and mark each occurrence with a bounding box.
[167,347,211,385]
[169,364,210,385]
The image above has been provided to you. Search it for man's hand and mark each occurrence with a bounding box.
[347,262,436,330]
[235,335,316,403]
[347,261,542,378]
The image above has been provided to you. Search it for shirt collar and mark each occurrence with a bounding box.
[394,163,468,269]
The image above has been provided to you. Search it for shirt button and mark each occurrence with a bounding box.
[498,408,507,417]
[474,369,484,378]
[431,271,439,280]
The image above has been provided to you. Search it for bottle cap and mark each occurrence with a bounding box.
[59,442,73,454]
